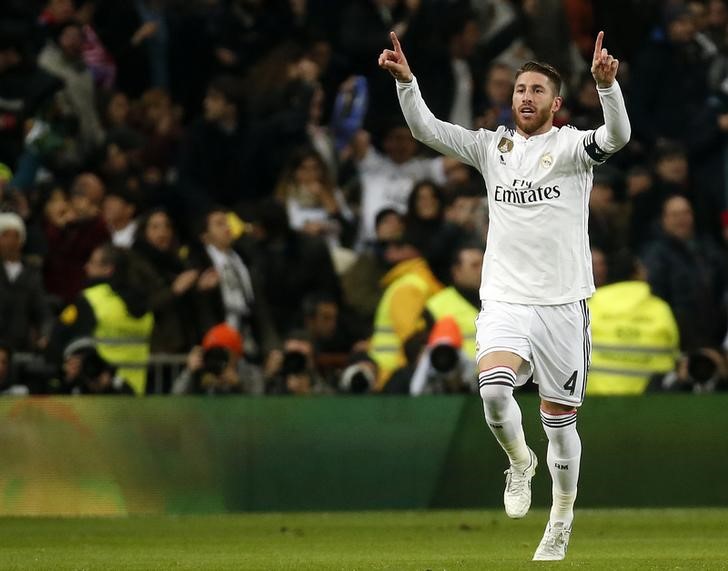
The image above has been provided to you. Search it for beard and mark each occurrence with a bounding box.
[513,105,553,135]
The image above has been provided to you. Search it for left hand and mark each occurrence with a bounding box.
[591,31,618,88]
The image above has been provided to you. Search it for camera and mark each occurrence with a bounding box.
[202,347,231,376]
[281,350,308,375]
[686,351,720,385]
[429,343,459,374]
[339,362,376,394]
[79,349,114,382]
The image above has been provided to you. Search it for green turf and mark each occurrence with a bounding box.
[1,509,727,570]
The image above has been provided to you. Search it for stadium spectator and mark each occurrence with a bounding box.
[590,246,609,289]
[588,172,629,256]
[274,147,355,250]
[246,199,341,340]
[301,291,361,385]
[102,186,139,248]
[475,61,515,131]
[567,71,604,131]
[404,180,447,276]
[0,212,53,352]
[189,206,278,363]
[130,208,198,353]
[338,0,423,135]
[341,207,405,326]
[642,195,728,350]
[177,75,251,213]
[92,0,168,96]
[75,0,117,89]
[353,122,446,247]
[41,184,110,304]
[38,20,104,156]
[414,5,480,129]
[0,20,61,173]
[368,229,443,389]
[443,182,488,243]
[50,244,153,394]
[629,3,712,148]
[588,253,680,395]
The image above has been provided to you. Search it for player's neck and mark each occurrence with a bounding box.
[516,120,555,139]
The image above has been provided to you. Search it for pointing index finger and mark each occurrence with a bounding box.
[593,31,604,61]
[391,31,402,54]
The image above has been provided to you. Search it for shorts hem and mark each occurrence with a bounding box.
[538,394,584,408]
[476,346,531,367]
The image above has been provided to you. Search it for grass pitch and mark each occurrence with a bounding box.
[1,509,727,570]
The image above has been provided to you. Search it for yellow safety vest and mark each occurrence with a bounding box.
[425,287,478,358]
[84,283,154,395]
[370,273,430,386]
[587,281,679,395]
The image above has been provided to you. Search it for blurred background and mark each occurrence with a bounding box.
[0,0,728,516]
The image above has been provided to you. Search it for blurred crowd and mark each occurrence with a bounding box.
[1,0,728,396]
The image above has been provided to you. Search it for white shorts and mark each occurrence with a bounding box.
[475,299,591,407]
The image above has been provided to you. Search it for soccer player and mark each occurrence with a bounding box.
[379,31,630,561]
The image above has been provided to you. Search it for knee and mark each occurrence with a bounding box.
[479,382,513,419]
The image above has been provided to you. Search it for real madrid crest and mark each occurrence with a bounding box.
[540,153,553,169]
[497,137,513,153]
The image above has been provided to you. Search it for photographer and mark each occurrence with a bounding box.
[409,316,476,396]
[47,337,134,395]
[649,347,728,393]
[264,331,330,395]
[172,323,262,395]
[338,353,378,394]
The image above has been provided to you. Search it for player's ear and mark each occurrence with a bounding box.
[551,96,563,113]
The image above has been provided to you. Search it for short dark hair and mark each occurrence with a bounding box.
[515,61,562,96]
[97,243,123,266]
[207,75,246,111]
[451,242,484,269]
[196,206,228,238]
[374,208,402,230]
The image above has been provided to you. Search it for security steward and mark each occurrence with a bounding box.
[52,244,154,394]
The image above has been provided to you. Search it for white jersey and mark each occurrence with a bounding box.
[396,77,630,305]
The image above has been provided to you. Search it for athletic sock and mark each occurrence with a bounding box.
[540,409,581,527]
[479,367,531,470]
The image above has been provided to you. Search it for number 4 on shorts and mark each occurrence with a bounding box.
[563,371,577,396]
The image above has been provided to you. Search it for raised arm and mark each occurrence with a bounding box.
[378,32,484,169]
[590,31,631,155]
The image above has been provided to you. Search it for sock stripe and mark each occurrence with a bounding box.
[478,374,515,385]
[541,412,577,428]
[478,368,517,388]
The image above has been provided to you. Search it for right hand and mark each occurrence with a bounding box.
[172,269,200,296]
[378,31,413,83]
[187,346,204,372]
[197,268,220,291]
[132,21,158,46]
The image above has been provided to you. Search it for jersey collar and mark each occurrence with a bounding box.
[514,126,558,142]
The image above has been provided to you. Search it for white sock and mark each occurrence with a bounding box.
[479,367,531,470]
[541,409,581,528]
